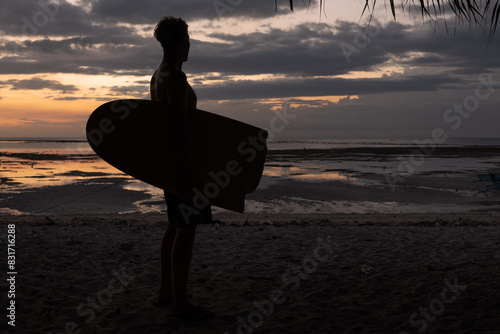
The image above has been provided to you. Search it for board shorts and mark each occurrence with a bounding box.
[164,190,212,228]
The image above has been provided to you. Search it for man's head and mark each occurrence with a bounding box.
[154,16,189,60]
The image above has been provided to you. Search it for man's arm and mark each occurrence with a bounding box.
[164,70,193,196]
[165,70,189,145]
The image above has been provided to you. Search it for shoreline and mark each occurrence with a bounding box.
[267,145,500,158]
[3,210,500,226]
[2,167,500,216]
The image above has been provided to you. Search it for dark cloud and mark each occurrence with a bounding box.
[0,35,158,75]
[2,13,498,87]
[89,0,297,23]
[108,85,149,98]
[1,77,79,93]
[18,118,54,126]
[0,0,299,39]
[15,117,85,129]
[52,96,94,101]
[0,1,95,37]
[200,88,500,139]
[194,73,467,100]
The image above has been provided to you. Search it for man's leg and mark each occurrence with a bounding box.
[171,225,197,312]
[159,221,177,303]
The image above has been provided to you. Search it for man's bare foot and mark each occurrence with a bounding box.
[171,301,215,321]
[151,289,173,308]
[152,298,172,308]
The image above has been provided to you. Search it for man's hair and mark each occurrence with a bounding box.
[154,16,188,50]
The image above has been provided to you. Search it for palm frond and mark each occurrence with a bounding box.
[282,0,500,40]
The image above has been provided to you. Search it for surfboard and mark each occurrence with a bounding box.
[86,99,268,213]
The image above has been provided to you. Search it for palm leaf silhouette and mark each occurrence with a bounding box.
[279,0,500,40]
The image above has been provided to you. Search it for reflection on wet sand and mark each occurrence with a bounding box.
[0,156,128,190]
[265,165,361,183]
[2,140,500,215]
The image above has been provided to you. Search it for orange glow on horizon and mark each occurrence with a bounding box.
[260,95,360,110]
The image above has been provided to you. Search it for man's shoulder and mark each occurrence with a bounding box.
[164,70,187,83]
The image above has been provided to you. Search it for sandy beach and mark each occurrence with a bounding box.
[2,211,500,334]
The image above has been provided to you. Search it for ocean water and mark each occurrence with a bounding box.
[2,137,500,153]
[1,138,500,215]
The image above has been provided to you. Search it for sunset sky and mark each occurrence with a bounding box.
[0,0,499,139]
